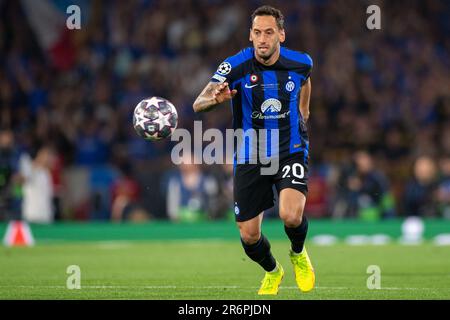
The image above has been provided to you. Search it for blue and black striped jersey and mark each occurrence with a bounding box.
[211,47,313,164]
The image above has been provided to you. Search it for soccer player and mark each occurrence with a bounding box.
[193,5,314,295]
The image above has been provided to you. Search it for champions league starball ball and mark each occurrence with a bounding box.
[132,97,178,141]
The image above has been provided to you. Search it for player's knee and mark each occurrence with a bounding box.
[280,206,303,228]
[239,229,261,245]
[283,216,302,228]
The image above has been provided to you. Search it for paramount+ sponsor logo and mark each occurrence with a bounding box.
[251,98,290,120]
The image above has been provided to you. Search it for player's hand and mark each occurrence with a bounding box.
[213,82,237,104]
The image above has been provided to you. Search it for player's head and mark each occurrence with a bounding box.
[250,5,285,62]
[354,151,373,174]
[0,128,13,149]
[413,155,437,184]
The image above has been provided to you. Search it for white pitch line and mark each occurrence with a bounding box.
[0,285,449,291]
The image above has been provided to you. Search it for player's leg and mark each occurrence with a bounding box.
[279,188,315,292]
[276,155,315,292]
[234,163,283,295]
[238,213,275,271]
[237,213,284,295]
[279,188,308,254]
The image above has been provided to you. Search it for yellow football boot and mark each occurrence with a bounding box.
[257,262,284,295]
[289,247,315,292]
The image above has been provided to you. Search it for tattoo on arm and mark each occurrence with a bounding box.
[204,84,215,96]
[193,82,220,113]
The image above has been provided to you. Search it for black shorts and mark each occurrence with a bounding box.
[233,152,309,222]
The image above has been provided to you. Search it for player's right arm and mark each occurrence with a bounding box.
[193,81,237,113]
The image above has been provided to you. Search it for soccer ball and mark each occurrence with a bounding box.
[133,96,178,141]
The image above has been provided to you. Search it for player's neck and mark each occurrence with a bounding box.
[255,47,280,66]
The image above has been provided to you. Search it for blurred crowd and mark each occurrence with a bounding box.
[0,0,449,223]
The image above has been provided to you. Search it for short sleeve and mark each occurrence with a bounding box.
[210,48,253,84]
[301,53,313,85]
[211,60,234,84]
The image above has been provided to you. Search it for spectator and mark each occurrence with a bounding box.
[403,156,439,217]
[332,151,395,220]
[166,153,217,222]
[436,155,450,219]
[207,163,234,220]
[111,162,149,222]
[0,128,20,220]
[19,144,55,223]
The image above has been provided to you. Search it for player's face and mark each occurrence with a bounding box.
[250,16,285,61]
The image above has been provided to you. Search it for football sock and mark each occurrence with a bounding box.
[241,234,277,272]
[284,216,309,254]
[268,264,279,273]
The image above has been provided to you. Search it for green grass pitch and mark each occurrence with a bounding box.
[1,240,450,299]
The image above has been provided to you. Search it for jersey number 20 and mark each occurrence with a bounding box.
[281,163,305,179]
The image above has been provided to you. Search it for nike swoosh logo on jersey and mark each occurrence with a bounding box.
[245,83,258,88]
[292,179,306,185]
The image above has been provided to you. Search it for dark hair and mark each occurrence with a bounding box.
[251,5,284,30]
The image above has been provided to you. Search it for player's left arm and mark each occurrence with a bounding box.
[299,78,311,122]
